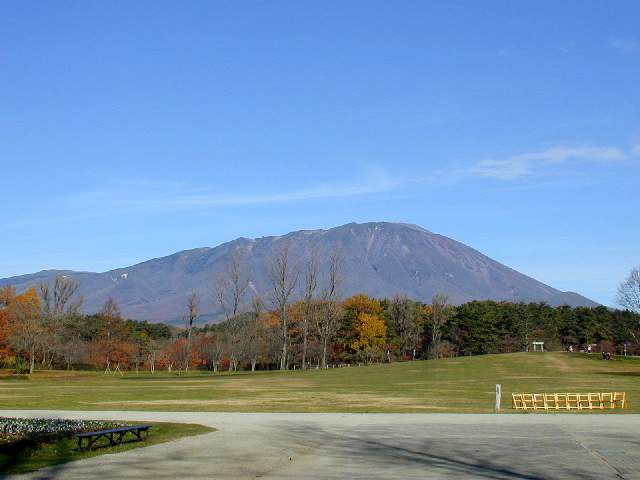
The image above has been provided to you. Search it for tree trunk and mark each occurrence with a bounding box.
[280,310,288,370]
[322,337,329,369]
[302,332,308,370]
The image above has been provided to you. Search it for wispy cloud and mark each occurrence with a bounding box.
[0,165,412,232]
[610,39,640,53]
[470,145,631,180]
[71,164,405,213]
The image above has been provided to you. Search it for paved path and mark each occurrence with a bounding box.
[1,411,640,479]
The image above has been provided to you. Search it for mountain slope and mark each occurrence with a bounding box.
[0,222,598,322]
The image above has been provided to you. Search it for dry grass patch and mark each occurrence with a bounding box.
[3,352,640,413]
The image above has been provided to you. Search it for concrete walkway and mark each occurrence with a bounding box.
[1,411,640,479]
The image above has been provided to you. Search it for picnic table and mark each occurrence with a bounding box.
[75,425,151,451]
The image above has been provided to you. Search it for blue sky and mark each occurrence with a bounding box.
[1,1,638,306]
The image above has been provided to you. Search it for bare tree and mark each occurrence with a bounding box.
[316,246,343,368]
[301,246,320,369]
[99,297,122,373]
[214,248,250,321]
[202,333,223,372]
[221,315,245,371]
[186,292,200,337]
[241,295,266,371]
[146,338,162,373]
[40,275,83,319]
[428,293,454,359]
[39,275,83,368]
[617,266,640,343]
[241,321,262,371]
[617,266,640,314]
[267,242,299,370]
[212,248,252,371]
[183,292,199,372]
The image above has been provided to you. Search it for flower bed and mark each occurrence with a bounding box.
[0,418,124,444]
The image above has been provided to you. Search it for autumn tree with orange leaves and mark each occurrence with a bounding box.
[0,285,16,361]
[94,298,135,373]
[6,287,43,373]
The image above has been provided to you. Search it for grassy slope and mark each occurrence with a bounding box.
[1,352,638,413]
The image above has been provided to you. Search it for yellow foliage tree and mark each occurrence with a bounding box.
[351,312,387,351]
[342,294,387,353]
[343,294,384,317]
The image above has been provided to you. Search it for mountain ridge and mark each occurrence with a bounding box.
[0,222,598,323]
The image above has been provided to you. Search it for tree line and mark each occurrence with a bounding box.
[1,253,639,373]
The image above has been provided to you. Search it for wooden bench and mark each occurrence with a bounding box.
[75,425,151,451]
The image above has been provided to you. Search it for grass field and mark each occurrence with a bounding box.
[1,352,639,413]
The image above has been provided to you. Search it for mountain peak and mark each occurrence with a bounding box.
[0,222,598,323]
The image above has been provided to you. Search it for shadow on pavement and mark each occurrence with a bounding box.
[276,421,618,480]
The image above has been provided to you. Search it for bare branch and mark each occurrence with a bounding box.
[267,241,299,370]
[213,248,250,321]
[40,275,83,320]
[617,266,640,314]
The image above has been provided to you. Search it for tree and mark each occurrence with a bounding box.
[616,267,640,344]
[58,314,90,370]
[213,248,252,371]
[241,296,267,371]
[96,298,130,373]
[145,337,162,373]
[202,332,223,372]
[220,314,246,371]
[341,294,385,356]
[0,285,16,362]
[185,292,199,338]
[183,292,199,371]
[7,287,43,373]
[162,338,189,373]
[40,275,82,319]
[39,275,83,368]
[428,293,454,359]
[300,246,319,369]
[267,242,299,370]
[617,267,640,314]
[387,295,421,358]
[316,247,343,368]
[0,285,15,307]
[214,248,250,321]
[351,312,387,352]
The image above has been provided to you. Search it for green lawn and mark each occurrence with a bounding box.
[0,422,214,475]
[1,352,639,413]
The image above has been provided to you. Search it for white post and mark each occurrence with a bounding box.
[495,384,502,412]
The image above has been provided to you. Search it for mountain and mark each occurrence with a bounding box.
[0,222,598,323]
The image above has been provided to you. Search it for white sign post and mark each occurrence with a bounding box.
[495,384,502,412]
